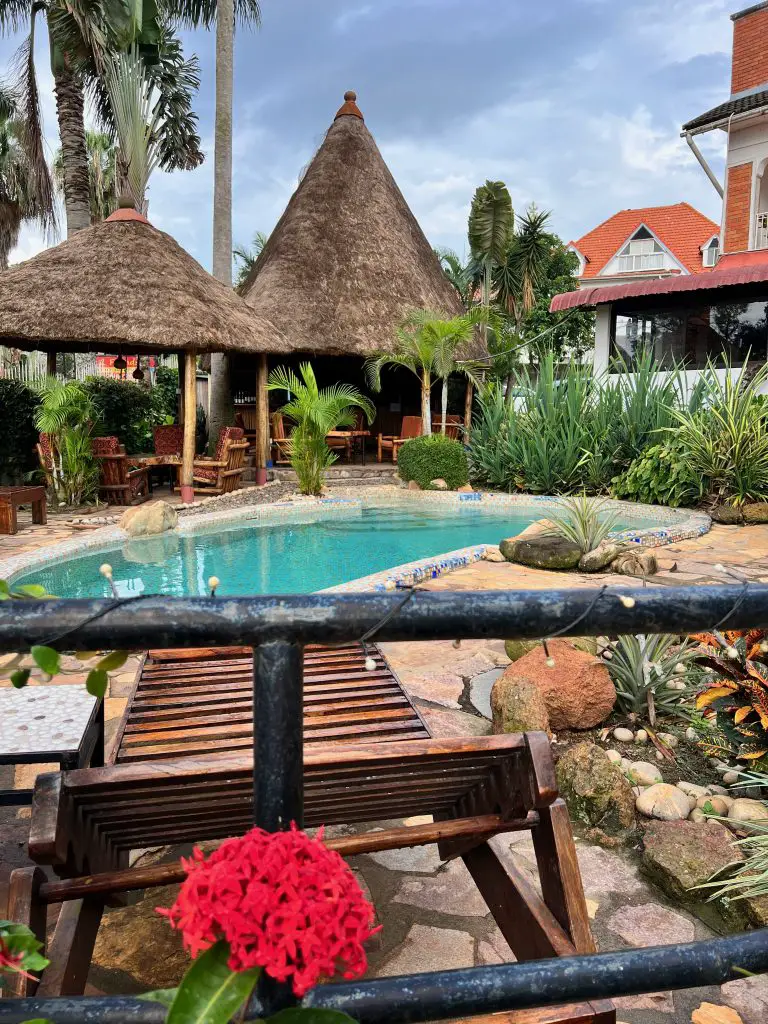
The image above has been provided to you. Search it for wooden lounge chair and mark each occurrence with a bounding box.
[431,414,463,440]
[91,436,150,506]
[188,426,248,496]
[378,414,422,462]
[8,645,611,1024]
[271,412,293,465]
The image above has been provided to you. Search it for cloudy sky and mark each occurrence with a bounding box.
[0,0,747,270]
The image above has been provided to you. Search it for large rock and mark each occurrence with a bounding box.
[635,783,691,821]
[710,505,743,525]
[120,500,177,537]
[612,550,658,577]
[743,502,768,524]
[429,478,449,490]
[499,519,581,571]
[555,742,636,836]
[498,639,615,730]
[728,798,768,827]
[490,676,550,735]
[579,541,622,573]
[641,819,768,933]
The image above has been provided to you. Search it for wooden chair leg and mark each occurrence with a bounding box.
[377,434,383,462]
[5,866,47,996]
[531,799,595,954]
[36,898,104,997]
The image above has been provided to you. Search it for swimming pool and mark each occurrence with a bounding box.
[12,501,668,599]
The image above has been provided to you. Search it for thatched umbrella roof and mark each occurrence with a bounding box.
[0,207,276,355]
[241,92,482,357]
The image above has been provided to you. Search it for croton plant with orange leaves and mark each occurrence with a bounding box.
[692,629,768,762]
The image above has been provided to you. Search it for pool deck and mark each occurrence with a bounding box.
[1,490,767,1023]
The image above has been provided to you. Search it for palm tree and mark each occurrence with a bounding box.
[430,310,491,434]
[164,0,261,446]
[233,229,267,288]
[0,85,56,268]
[0,0,203,236]
[53,130,117,223]
[267,362,374,495]
[434,246,472,309]
[468,180,513,318]
[365,308,494,437]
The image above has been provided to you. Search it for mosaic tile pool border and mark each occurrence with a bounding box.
[1,491,710,592]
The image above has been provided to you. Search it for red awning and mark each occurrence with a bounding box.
[550,250,768,312]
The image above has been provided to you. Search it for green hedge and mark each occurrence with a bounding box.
[84,377,166,454]
[397,434,469,490]
[611,438,706,508]
[0,380,40,484]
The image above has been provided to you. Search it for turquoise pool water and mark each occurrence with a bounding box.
[13,504,661,599]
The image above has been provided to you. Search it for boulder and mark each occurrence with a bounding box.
[612,550,658,577]
[578,541,622,573]
[678,781,712,799]
[497,639,615,730]
[728,798,768,827]
[555,742,636,836]
[407,480,421,491]
[697,795,731,816]
[499,520,581,571]
[710,505,743,525]
[457,484,476,493]
[625,762,663,787]
[636,783,692,820]
[490,676,550,735]
[120,500,177,537]
[483,546,506,563]
[743,502,768,524]
[429,478,449,490]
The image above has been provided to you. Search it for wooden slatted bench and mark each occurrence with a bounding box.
[7,644,614,1024]
[111,644,429,763]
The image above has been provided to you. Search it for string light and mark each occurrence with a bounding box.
[208,576,220,597]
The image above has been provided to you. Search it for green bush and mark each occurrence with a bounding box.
[153,365,179,421]
[84,377,164,454]
[0,380,40,484]
[611,438,706,508]
[398,434,469,489]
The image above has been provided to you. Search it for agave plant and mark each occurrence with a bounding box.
[606,633,695,724]
[548,493,619,555]
[692,629,768,761]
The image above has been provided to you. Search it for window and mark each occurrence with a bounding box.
[702,238,719,268]
[616,230,665,273]
[612,298,768,369]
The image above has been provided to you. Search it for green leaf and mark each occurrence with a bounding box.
[19,1018,54,1023]
[267,1012,359,1024]
[0,580,9,596]
[96,650,129,673]
[13,584,49,599]
[30,646,60,676]
[139,988,178,1008]
[167,942,260,1024]
[10,669,31,689]
[86,669,109,699]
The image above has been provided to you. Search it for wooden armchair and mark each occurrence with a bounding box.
[271,412,293,465]
[190,426,248,495]
[91,436,150,506]
[431,414,463,440]
[378,414,422,462]
[152,424,184,457]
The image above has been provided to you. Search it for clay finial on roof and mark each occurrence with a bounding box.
[334,90,364,121]
[106,195,149,224]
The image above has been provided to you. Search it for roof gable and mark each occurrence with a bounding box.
[570,202,720,278]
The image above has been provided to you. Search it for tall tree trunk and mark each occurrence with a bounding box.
[52,60,91,236]
[421,368,432,435]
[208,0,235,450]
[441,378,448,434]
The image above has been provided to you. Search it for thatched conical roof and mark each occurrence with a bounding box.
[0,208,276,355]
[241,92,479,356]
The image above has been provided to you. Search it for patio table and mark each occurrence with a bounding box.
[0,485,47,535]
[0,684,104,806]
[131,453,182,492]
[326,430,370,465]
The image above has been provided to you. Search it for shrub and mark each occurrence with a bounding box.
[548,494,618,554]
[611,438,706,508]
[153,365,179,421]
[83,376,163,454]
[607,633,695,722]
[397,434,469,490]
[0,380,40,484]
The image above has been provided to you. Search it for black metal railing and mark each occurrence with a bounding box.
[1,584,768,1023]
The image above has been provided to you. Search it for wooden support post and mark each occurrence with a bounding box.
[464,377,474,435]
[180,350,197,503]
[46,351,57,377]
[255,352,270,485]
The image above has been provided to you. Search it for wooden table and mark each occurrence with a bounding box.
[0,485,47,535]
[0,685,104,805]
[326,430,370,465]
[131,454,181,492]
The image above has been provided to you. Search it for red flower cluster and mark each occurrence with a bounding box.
[159,825,378,996]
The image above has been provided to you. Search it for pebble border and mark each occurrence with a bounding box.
[2,491,710,592]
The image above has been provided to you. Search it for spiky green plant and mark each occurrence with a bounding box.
[548,494,619,555]
[267,362,374,496]
[606,633,695,724]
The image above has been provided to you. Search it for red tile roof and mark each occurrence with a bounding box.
[570,202,720,278]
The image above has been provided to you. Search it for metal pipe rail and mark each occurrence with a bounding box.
[2,584,768,1022]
